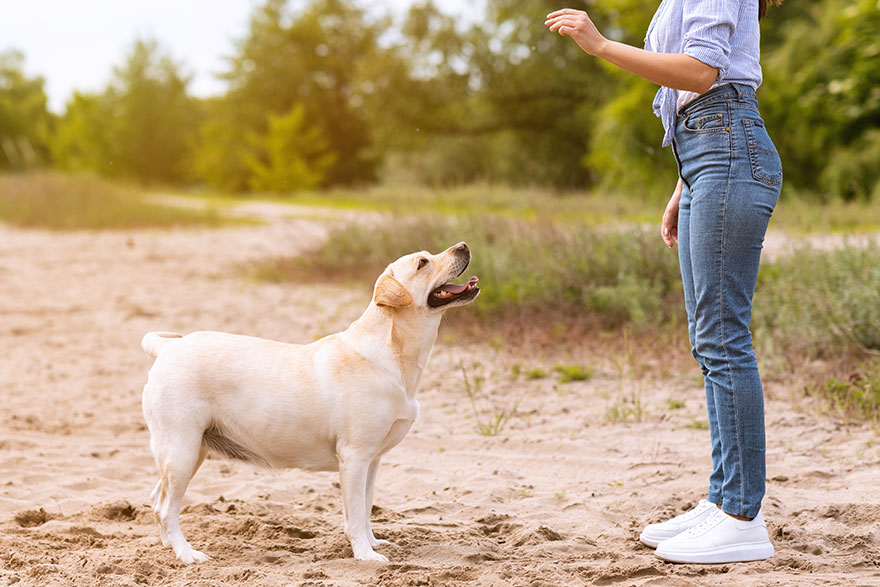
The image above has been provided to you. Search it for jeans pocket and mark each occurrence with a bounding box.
[743,119,782,186]
[683,106,729,133]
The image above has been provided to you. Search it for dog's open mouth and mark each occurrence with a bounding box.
[428,276,479,308]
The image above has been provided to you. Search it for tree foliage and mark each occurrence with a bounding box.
[52,40,198,184]
[761,0,880,200]
[196,0,383,191]
[0,51,52,170]
[245,103,336,192]
[5,0,877,199]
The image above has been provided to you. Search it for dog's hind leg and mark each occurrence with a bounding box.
[365,457,391,548]
[339,452,388,562]
[155,435,209,564]
[150,477,170,546]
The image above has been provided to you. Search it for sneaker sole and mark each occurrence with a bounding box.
[639,531,676,549]
[639,535,660,548]
[655,541,774,564]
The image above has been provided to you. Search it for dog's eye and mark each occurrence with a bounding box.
[417,258,429,270]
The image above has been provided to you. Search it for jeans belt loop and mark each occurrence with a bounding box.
[733,83,745,103]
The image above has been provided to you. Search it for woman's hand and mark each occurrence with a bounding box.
[662,180,683,248]
[544,10,718,93]
[545,9,608,56]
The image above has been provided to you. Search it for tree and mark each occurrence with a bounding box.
[197,0,385,191]
[0,51,52,170]
[52,40,198,184]
[244,103,336,191]
[50,91,113,174]
[762,0,880,199]
[369,0,611,187]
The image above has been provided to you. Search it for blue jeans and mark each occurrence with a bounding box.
[672,84,782,519]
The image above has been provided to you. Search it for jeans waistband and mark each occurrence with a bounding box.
[678,83,758,117]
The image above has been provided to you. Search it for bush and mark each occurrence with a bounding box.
[815,363,880,423]
[253,213,685,329]
[753,243,880,360]
[820,129,880,202]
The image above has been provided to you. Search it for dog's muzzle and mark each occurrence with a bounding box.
[427,243,479,308]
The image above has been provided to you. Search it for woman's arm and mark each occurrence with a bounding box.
[545,9,718,94]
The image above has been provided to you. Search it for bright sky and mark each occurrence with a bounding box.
[0,0,473,113]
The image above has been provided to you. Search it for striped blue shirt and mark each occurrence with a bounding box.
[644,0,763,146]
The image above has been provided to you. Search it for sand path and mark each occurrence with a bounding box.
[0,206,878,586]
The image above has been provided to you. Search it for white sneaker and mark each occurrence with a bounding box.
[639,499,719,548]
[654,508,774,564]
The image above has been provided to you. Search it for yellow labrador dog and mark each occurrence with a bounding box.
[141,242,478,563]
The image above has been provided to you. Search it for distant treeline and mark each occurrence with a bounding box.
[1,0,877,199]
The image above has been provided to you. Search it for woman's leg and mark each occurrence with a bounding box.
[687,152,779,520]
[677,181,724,507]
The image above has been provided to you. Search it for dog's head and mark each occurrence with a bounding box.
[372,242,480,312]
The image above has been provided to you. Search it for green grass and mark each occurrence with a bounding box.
[191,183,663,225]
[0,172,228,230]
[753,242,880,362]
[251,209,880,364]
[251,213,685,329]
[814,363,880,423]
[553,364,592,383]
[194,183,880,233]
[684,419,710,430]
[248,200,880,421]
[774,190,880,234]
[667,399,686,410]
[460,362,522,437]
[524,368,548,380]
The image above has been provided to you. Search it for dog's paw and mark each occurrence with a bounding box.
[354,550,389,563]
[177,548,209,564]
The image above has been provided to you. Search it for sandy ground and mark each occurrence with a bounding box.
[1,207,879,587]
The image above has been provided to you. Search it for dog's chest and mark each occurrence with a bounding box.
[379,416,416,455]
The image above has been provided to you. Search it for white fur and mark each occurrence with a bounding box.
[141,243,478,563]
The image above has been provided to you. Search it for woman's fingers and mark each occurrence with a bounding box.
[661,206,679,248]
[546,8,582,19]
[545,10,587,31]
[661,223,677,248]
[547,19,579,34]
[545,10,602,52]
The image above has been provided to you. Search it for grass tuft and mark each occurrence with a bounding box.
[553,364,592,383]
[460,362,522,437]
[814,363,880,423]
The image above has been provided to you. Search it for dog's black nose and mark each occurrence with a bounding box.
[454,242,469,254]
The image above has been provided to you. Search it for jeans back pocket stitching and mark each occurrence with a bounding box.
[743,119,781,187]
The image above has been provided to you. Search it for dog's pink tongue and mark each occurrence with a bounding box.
[439,276,478,294]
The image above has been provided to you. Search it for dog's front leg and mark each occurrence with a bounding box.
[339,453,388,562]
[365,457,391,548]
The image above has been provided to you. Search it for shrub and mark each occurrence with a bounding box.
[815,363,880,423]
[753,243,880,360]
[253,214,685,330]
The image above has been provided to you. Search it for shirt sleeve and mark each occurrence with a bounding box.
[681,0,738,79]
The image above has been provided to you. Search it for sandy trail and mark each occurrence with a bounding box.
[0,207,878,586]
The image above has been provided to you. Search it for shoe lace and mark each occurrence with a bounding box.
[681,509,724,537]
[672,500,714,523]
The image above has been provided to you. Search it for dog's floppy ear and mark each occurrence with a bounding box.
[374,274,413,308]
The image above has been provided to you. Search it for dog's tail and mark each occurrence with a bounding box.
[141,331,183,359]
